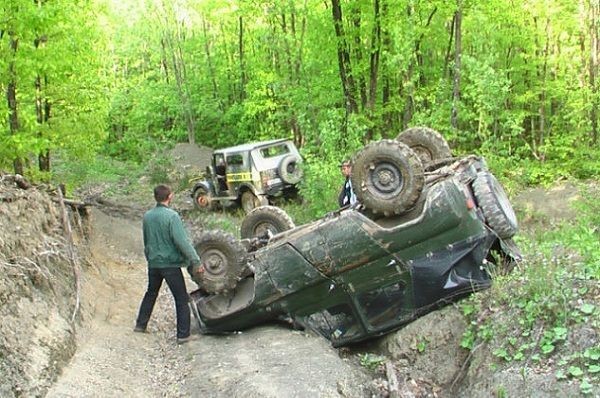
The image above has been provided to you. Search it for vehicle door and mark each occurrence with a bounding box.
[290,211,415,338]
[213,153,227,194]
[225,152,252,195]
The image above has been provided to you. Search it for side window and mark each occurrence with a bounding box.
[303,304,362,342]
[356,282,409,329]
[260,144,290,158]
[226,153,245,172]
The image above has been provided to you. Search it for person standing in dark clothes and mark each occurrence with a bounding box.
[215,158,228,192]
[134,184,203,344]
[338,160,357,207]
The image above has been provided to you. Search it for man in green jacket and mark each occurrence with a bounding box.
[134,184,202,344]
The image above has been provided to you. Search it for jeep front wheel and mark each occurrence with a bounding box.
[351,139,424,216]
[240,205,295,240]
[240,191,268,213]
[193,187,214,211]
[191,230,248,294]
[472,171,518,239]
[396,126,452,169]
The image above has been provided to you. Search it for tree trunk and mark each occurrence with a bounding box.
[351,5,367,110]
[381,0,393,131]
[202,17,220,104]
[451,1,462,130]
[219,22,237,105]
[365,0,381,142]
[7,34,23,175]
[238,16,247,102]
[538,18,550,155]
[158,2,196,144]
[444,13,456,79]
[331,0,358,119]
[590,0,599,144]
[35,31,51,172]
[402,5,437,128]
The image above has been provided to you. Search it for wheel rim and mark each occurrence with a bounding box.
[203,248,228,278]
[411,145,433,163]
[196,194,210,208]
[286,162,297,174]
[253,221,278,237]
[368,161,404,197]
[195,188,211,209]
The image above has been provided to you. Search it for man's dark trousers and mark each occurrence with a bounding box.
[135,267,190,339]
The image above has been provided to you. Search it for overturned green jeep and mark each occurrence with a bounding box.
[188,127,520,346]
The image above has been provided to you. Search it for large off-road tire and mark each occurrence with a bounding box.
[472,171,518,239]
[278,154,303,185]
[351,139,424,216]
[192,230,248,294]
[240,205,295,240]
[396,126,452,168]
[193,186,214,211]
[240,191,268,213]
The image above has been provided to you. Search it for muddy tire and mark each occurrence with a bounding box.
[240,205,295,240]
[472,171,518,239]
[351,139,424,216]
[193,186,214,211]
[240,191,267,213]
[192,230,248,294]
[278,154,303,185]
[396,126,452,167]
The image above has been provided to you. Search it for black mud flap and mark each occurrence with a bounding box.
[499,238,522,262]
[189,289,207,332]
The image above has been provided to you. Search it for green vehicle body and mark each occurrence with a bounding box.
[190,156,520,346]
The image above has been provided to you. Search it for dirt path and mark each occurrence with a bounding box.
[47,208,372,398]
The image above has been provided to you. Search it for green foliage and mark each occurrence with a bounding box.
[51,152,146,197]
[0,0,110,176]
[358,353,386,372]
[460,186,600,391]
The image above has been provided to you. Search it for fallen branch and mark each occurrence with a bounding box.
[57,187,81,323]
[50,197,90,208]
[0,174,31,189]
[450,342,482,391]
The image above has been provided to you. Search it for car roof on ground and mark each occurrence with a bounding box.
[214,138,292,154]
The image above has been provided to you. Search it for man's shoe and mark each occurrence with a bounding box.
[177,335,199,345]
[133,326,147,333]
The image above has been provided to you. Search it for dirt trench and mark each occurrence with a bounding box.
[45,207,374,398]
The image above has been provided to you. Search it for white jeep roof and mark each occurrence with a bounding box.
[214,138,292,155]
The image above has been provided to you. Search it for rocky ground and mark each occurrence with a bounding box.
[1,144,598,397]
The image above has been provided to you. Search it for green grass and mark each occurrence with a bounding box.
[460,187,600,395]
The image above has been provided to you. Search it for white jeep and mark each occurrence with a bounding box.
[190,139,303,213]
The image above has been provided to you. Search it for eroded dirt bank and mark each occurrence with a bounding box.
[0,177,81,397]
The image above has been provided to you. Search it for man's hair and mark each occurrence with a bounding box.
[154,184,172,202]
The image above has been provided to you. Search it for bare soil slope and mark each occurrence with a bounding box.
[0,177,79,397]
